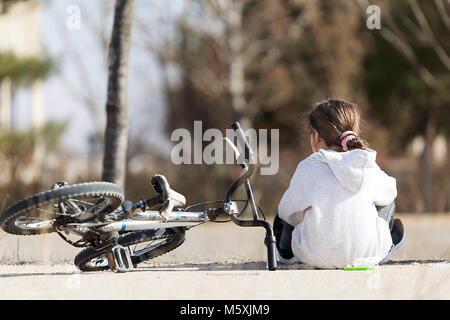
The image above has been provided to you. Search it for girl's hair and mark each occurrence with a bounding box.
[307,99,367,151]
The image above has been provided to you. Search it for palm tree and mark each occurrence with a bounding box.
[102,0,134,190]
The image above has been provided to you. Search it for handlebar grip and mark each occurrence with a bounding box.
[265,235,277,271]
[231,122,255,164]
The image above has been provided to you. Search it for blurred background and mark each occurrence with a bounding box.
[0,0,449,218]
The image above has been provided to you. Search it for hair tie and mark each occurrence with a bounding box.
[340,131,356,151]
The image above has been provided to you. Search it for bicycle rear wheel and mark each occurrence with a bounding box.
[74,228,186,271]
[0,182,124,235]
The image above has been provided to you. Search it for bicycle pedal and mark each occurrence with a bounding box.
[107,245,134,272]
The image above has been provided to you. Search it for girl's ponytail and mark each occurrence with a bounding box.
[345,135,367,151]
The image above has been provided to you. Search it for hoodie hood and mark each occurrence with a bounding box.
[309,148,377,193]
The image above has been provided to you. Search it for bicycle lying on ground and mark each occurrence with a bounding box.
[0,122,277,272]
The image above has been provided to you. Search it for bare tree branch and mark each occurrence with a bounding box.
[381,28,439,90]
[355,0,440,91]
[435,0,450,31]
[408,0,450,71]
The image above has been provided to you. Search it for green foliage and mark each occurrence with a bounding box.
[0,51,55,85]
[37,120,68,151]
[0,121,67,202]
[0,127,36,162]
[0,120,67,158]
[0,120,66,154]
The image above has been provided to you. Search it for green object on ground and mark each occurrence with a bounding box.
[344,266,377,271]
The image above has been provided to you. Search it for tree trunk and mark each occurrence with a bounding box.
[102,0,134,190]
[0,77,12,130]
[227,1,250,127]
[420,102,437,213]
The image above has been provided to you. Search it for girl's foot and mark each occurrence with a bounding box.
[380,218,405,264]
[273,215,297,264]
[277,250,298,264]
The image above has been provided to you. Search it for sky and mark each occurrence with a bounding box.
[14,0,185,157]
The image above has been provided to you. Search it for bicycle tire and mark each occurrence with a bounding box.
[0,182,124,235]
[74,228,186,271]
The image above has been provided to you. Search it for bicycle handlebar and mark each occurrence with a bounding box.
[231,122,255,166]
[229,122,277,271]
[134,122,254,214]
[225,122,256,203]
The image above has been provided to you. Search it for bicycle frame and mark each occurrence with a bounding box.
[66,212,206,233]
[68,203,238,232]
[60,121,278,271]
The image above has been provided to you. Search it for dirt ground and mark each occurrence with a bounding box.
[0,214,449,299]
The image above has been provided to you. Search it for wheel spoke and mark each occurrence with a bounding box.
[71,199,96,206]
[76,229,185,271]
[3,182,123,236]
[36,207,57,215]
[15,196,108,231]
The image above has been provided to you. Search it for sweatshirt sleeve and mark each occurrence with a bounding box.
[278,162,310,226]
[371,163,397,207]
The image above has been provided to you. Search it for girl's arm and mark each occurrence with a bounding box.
[278,162,309,226]
[371,164,397,206]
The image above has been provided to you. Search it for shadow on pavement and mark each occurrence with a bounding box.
[0,270,78,278]
[134,259,450,272]
[0,259,448,278]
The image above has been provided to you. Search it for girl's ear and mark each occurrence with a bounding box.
[310,129,319,152]
[313,129,320,145]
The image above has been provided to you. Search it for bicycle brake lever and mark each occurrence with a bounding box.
[224,137,247,169]
[223,137,240,160]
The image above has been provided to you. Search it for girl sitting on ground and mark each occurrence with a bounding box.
[274,99,405,269]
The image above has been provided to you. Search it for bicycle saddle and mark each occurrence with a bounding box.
[151,174,186,219]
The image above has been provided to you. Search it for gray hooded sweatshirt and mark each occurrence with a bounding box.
[278,148,397,269]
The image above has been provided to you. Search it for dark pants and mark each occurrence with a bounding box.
[274,201,396,258]
[376,201,396,231]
